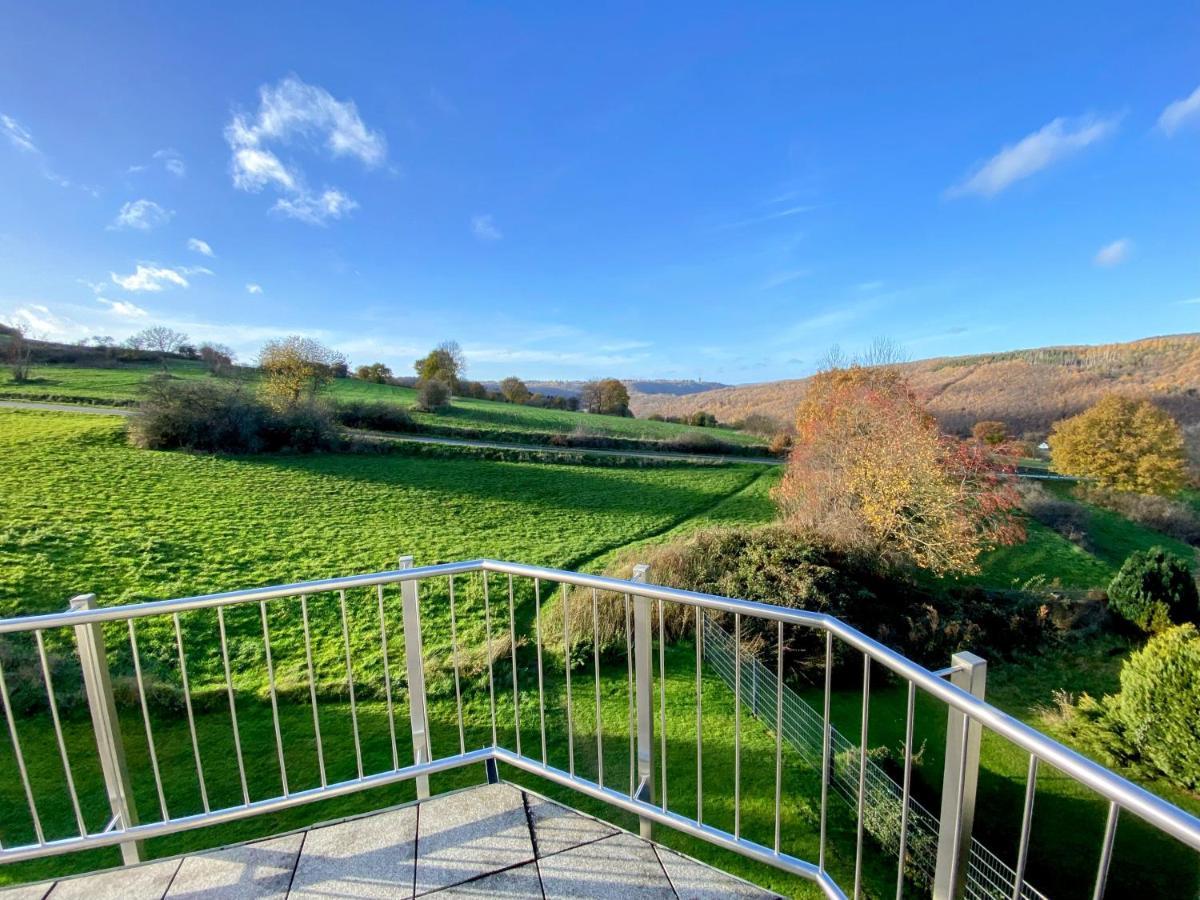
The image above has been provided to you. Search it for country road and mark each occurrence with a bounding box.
[0,399,783,466]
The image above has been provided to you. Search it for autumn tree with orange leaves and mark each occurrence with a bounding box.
[774,364,1023,576]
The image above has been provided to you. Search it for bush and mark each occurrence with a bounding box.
[1079,486,1200,545]
[416,378,451,411]
[334,401,414,432]
[128,378,341,453]
[1069,625,1200,790]
[1107,547,1199,633]
[1016,481,1095,552]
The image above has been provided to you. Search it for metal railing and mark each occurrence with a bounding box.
[0,558,1198,900]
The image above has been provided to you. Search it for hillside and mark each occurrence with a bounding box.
[507,378,727,399]
[630,334,1200,437]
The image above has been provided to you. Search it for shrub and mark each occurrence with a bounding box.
[416,378,451,411]
[1106,547,1199,633]
[972,420,1008,445]
[1079,486,1200,545]
[129,378,341,453]
[334,401,414,432]
[1069,625,1200,790]
[1016,481,1095,552]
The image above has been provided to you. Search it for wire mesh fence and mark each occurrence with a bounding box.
[702,615,1048,900]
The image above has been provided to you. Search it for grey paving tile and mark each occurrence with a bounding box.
[526,794,618,858]
[46,858,181,900]
[655,845,778,899]
[166,833,303,899]
[427,862,543,897]
[414,783,534,896]
[537,832,674,899]
[0,883,54,899]
[289,805,418,899]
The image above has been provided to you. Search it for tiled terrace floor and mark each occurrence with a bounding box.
[2,783,781,899]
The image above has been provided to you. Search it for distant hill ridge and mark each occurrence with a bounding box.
[486,379,728,399]
[628,334,1200,438]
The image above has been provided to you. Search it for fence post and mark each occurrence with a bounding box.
[70,593,143,865]
[934,651,987,900]
[399,555,432,800]
[631,564,655,839]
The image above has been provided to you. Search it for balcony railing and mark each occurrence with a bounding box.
[0,559,1198,899]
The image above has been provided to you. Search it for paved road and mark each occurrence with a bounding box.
[0,399,781,466]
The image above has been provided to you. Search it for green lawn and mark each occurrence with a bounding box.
[0,362,767,449]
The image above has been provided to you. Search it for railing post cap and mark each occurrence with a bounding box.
[69,593,97,611]
[398,554,414,569]
[631,564,650,581]
[951,650,987,669]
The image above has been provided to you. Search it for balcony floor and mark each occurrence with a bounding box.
[3,783,780,899]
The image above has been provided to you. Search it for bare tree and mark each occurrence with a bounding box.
[2,321,35,382]
[129,326,190,371]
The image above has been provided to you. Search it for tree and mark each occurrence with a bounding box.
[1050,395,1187,495]
[131,326,189,371]
[355,362,393,383]
[1,321,35,382]
[580,378,630,416]
[414,341,465,393]
[258,336,346,409]
[972,420,1008,446]
[499,376,531,404]
[1107,547,1200,634]
[416,377,451,411]
[687,411,718,428]
[774,363,1023,576]
[198,343,235,376]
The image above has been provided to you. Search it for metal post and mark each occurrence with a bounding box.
[934,652,987,900]
[399,556,432,799]
[70,594,143,865]
[631,564,655,839]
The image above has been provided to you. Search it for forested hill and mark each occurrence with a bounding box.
[629,334,1200,438]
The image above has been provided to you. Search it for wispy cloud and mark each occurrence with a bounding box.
[110,264,189,292]
[1,113,91,192]
[1094,238,1131,267]
[1175,296,1200,306]
[246,283,263,294]
[1159,84,1200,136]
[187,238,214,257]
[471,213,502,241]
[949,114,1119,197]
[96,297,148,317]
[109,199,173,231]
[721,203,816,230]
[761,269,810,290]
[225,75,385,225]
[154,149,186,177]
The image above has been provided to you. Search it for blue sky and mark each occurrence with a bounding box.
[1,3,1198,383]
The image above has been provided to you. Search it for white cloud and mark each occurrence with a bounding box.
[110,199,173,231]
[950,114,1119,197]
[110,264,190,292]
[225,75,385,225]
[1094,238,1131,267]
[96,297,148,317]
[187,238,214,257]
[153,149,186,177]
[273,189,357,225]
[10,304,73,337]
[1,114,37,153]
[761,269,809,289]
[1159,84,1200,136]
[471,213,502,241]
[246,282,263,294]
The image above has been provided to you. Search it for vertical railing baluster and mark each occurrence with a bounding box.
[508,574,521,758]
[172,614,209,813]
[128,619,169,821]
[484,573,497,749]
[338,589,364,780]
[632,565,654,839]
[695,606,703,825]
[377,583,400,771]
[301,593,327,788]
[591,588,604,787]
[259,601,289,797]
[896,681,916,899]
[658,597,668,812]
[217,606,249,806]
[1012,755,1039,900]
[563,581,575,777]
[774,619,784,855]
[448,575,465,756]
[819,629,832,872]
[534,577,548,766]
[733,612,742,840]
[35,630,86,836]
[399,557,431,799]
[625,591,635,796]
[0,657,44,844]
[853,652,871,900]
[1093,801,1119,900]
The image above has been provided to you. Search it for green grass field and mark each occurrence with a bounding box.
[0,362,768,448]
